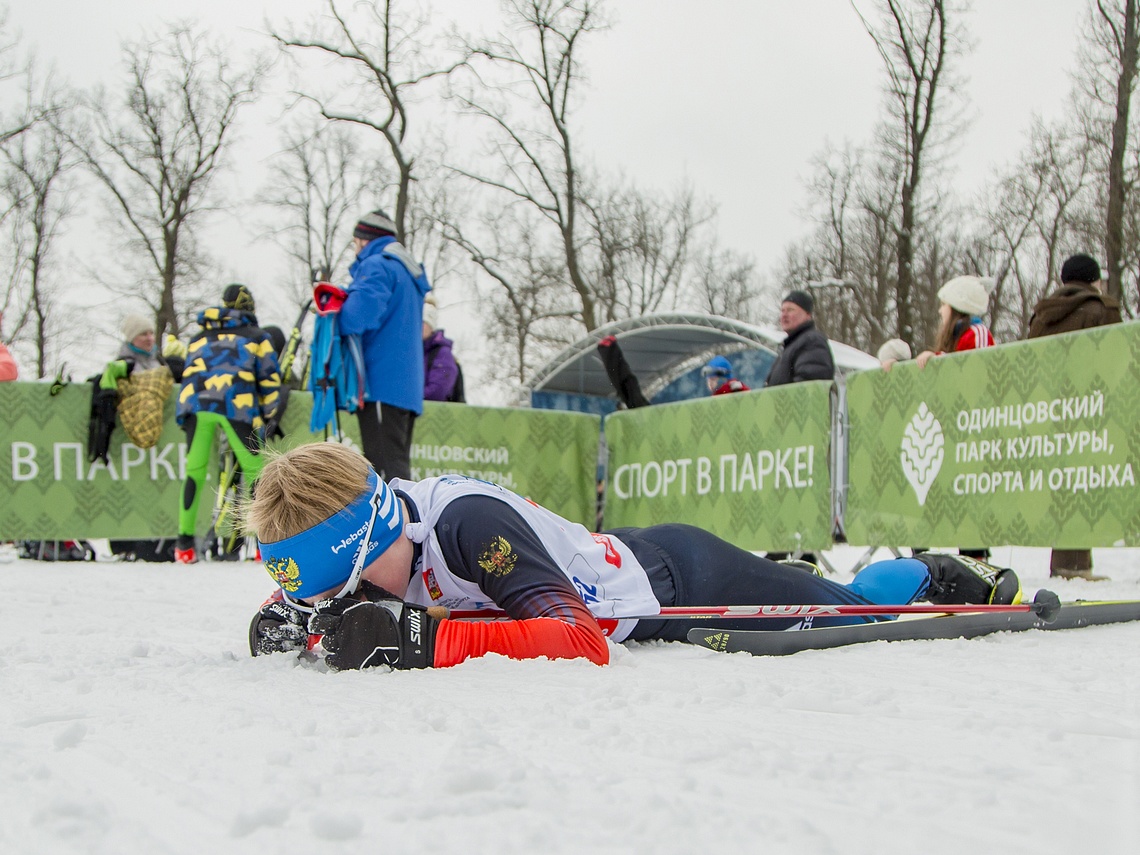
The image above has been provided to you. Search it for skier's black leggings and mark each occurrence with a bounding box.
[611,524,929,641]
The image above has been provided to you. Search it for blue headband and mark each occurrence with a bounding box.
[258,471,404,600]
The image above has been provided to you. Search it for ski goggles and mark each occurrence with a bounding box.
[700,365,730,378]
[258,470,404,611]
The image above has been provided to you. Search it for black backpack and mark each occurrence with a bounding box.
[447,361,466,404]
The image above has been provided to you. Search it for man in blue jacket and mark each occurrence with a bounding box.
[341,210,432,480]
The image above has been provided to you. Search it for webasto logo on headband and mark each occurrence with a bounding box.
[332,520,372,555]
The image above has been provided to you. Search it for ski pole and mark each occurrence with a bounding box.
[279,299,312,385]
[433,590,1062,624]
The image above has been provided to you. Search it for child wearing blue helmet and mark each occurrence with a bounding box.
[246,443,1022,671]
[701,355,750,395]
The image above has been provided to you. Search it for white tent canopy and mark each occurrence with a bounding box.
[527,312,879,401]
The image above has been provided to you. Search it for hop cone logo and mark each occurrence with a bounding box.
[900,402,944,506]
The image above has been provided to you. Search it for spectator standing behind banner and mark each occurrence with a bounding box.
[0,312,17,381]
[762,290,833,563]
[915,275,996,562]
[915,276,994,368]
[701,355,750,395]
[422,296,461,403]
[340,210,431,479]
[174,285,281,565]
[764,290,835,387]
[100,313,188,563]
[91,313,187,462]
[105,313,164,375]
[1028,253,1122,582]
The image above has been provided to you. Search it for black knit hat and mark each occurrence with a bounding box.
[353,210,397,242]
[222,283,255,312]
[1060,254,1101,284]
[783,289,814,314]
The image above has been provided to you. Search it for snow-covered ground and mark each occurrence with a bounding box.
[2,543,1137,855]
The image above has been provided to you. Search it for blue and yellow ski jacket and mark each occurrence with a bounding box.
[177,308,282,430]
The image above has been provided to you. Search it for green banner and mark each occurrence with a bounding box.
[602,382,834,552]
[0,384,600,539]
[1,381,188,539]
[412,404,600,526]
[844,324,1140,548]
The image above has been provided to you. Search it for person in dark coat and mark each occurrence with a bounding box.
[760,291,833,564]
[1029,253,1122,338]
[1027,254,1122,581]
[764,290,835,387]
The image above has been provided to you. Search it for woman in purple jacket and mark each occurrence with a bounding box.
[422,298,460,402]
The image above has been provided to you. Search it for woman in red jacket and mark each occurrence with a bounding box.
[916,275,995,368]
[915,274,996,561]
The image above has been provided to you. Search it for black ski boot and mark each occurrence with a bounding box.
[914,553,1022,605]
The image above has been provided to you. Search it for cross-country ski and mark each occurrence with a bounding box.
[688,597,1140,655]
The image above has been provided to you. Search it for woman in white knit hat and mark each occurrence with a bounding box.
[914,275,997,562]
[915,275,995,369]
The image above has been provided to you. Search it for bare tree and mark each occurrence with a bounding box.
[1,111,74,378]
[452,0,605,331]
[1,40,74,378]
[68,26,263,338]
[779,142,907,351]
[686,240,762,323]
[261,119,390,308]
[980,119,1097,335]
[1074,0,1140,305]
[411,179,462,274]
[440,205,578,392]
[0,9,44,147]
[270,0,463,247]
[581,179,711,325]
[852,0,966,344]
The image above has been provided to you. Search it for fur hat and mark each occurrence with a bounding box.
[120,313,154,342]
[876,338,912,363]
[783,290,814,314]
[1060,253,1101,284]
[353,210,397,242]
[937,275,990,316]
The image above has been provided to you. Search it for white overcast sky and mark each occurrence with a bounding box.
[8,0,1088,373]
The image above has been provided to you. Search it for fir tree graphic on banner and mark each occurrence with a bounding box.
[900,402,943,506]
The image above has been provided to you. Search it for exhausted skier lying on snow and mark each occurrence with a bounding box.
[246,443,1022,670]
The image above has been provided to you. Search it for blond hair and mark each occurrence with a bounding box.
[244,443,371,542]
